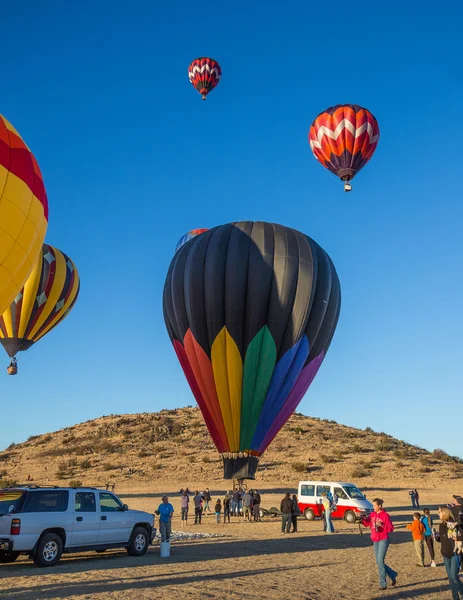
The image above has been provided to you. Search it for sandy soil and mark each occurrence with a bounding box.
[0,482,460,600]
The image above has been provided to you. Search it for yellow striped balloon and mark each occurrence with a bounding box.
[0,244,80,362]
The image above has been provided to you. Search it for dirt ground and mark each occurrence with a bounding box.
[0,482,460,600]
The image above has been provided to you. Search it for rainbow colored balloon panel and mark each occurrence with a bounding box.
[163,222,340,478]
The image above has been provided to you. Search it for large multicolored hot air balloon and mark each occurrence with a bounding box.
[188,57,221,100]
[163,222,341,479]
[0,243,80,374]
[309,104,379,192]
[175,229,209,253]
[0,115,48,315]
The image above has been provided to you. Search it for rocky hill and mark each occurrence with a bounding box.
[1,407,462,489]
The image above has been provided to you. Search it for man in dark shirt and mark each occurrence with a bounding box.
[253,490,261,521]
[280,492,293,534]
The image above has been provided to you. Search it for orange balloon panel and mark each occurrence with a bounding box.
[0,115,48,315]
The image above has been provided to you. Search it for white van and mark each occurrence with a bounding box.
[298,480,373,523]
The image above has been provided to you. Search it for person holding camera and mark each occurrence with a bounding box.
[435,505,463,600]
[361,498,397,590]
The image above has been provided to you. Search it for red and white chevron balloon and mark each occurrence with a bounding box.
[188,57,221,100]
[309,104,380,191]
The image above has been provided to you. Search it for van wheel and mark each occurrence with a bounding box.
[127,527,149,557]
[0,551,20,563]
[33,533,63,567]
[344,511,356,523]
[304,508,315,521]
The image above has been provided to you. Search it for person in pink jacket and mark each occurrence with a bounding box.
[361,498,398,590]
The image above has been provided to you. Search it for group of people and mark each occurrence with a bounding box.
[179,487,262,525]
[280,493,301,533]
[408,488,420,508]
[362,494,463,599]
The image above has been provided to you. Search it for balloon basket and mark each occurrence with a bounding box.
[344,182,352,192]
[160,541,171,558]
[223,456,259,480]
[7,366,17,376]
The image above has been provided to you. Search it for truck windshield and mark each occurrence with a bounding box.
[0,490,25,515]
[343,485,364,500]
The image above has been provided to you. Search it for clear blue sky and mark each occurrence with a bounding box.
[1,1,462,459]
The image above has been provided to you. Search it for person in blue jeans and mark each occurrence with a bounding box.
[361,498,398,590]
[437,505,463,600]
[156,495,174,542]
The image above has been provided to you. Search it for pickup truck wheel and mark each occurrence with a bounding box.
[304,508,315,521]
[33,533,63,568]
[0,551,20,563]
[127,527,149,557]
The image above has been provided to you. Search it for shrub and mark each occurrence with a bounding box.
[187,455,196,463]
[68,458,78,467]
[201,456,211,464]
[102,463,114,471]
[152,464,163,471]
[395,461,404,469]
[292,462,307,473]
[432,448,448,460]
[138,450,151,458]
[69,479,83,488]
[80,459,91,470]
[0,454,11,462]
[419,465,431,474]
[365,427,374,434]
[293,427,304,435]
[56,462,69,479]
[375,439,392,451]
[27,435,40,442]
[351,467,369,478]
[352,444,362,453]
[158,452,170,459]
[360,460,373,469]
[1,469,7,476]
[321,455,336,464]
[6,443,16,450]
[62,435,75,445]
[0,479,18,489]
[41,434,53,443]
[394,449,406,459]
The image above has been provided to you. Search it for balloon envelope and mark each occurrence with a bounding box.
[309,104,379,185]
[188,57,221,99]
[0,116,48,315]
[163,222,341,478]
[175,229,209,253]
[0,244,80,359]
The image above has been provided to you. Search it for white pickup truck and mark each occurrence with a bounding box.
[0,486,156,567]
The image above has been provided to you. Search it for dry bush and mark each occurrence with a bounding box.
[202,456,211,464]
[321,455,336,464]
[138,450,152,458]
[292,462,307,473]
[102,463,114,471]
[352,444,363,453]
[351,466,369,478]
[0,479,18,488]
[80,459,91,470]
[69,479,83,488]
[188,455,196,463]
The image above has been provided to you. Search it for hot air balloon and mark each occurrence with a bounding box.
[309,104,379,192]
[188,57,221,100]
[0,115,48,315]
[0,243,80,375]
[163,222,340,479]
[175,229,209,253]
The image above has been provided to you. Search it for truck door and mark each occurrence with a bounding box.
[98,492,130,543]
[69,492,100,546]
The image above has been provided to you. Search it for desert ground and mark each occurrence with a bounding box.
[0,481,460,600]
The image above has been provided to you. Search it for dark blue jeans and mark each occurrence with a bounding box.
[373,540,397,588]
[443,555,463,600]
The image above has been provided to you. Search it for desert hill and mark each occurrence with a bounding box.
[1,407,462,489]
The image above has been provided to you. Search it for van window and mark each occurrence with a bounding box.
[23,491,69,512]
[300,485,315,496]
[75,492,96,512]
[316,485,331,497]
[334,487,348,500]
[99,493,123,512]
[343,485,364,499]
[0,490,26,514]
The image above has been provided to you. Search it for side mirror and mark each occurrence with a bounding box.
[122,504,128,511]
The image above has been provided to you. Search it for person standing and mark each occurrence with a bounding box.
[180,490,189,526]
[253,490,261,522]
[214,498,222,523]
[291,494,300,533]
[156,495,174,542]
[193,490,203,525]
[242,490,252,521]
[409,490,416,508]
[436,505,463,600]
[361,498,397,591]
[406,512,426,567]
[280,493,293,534]
[321,492,334,533]
[203,488,212,514]
[223,493,231,523]
[231,488,240,516]
[421,508,436,567]
[414,489,420,509]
